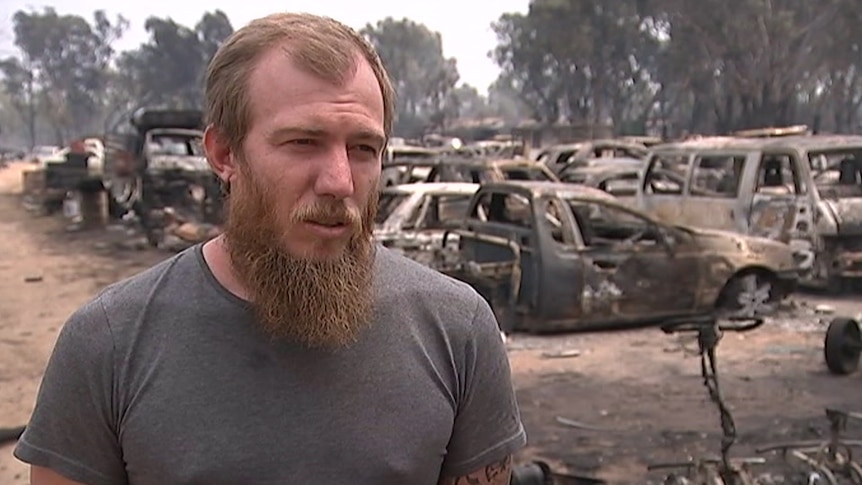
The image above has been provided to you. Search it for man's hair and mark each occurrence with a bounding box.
[204,12,396,153]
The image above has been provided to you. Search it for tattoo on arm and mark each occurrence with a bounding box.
[439,455,513,485]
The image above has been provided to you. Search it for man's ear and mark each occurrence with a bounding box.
[204,124,237,187]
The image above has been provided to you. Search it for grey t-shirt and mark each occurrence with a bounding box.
[14,244,526,485]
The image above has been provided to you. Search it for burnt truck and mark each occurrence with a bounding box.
[434,181,801,333]
[102,108,223,246]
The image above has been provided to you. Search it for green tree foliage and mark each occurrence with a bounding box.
[0,57,37,147]
[8,3,862,145]
[491,0,862,136]
[117,10,234,111]
[492,0,660,129]
[361,17,461,136]
[0,8,128,144]
[0,9,232,146]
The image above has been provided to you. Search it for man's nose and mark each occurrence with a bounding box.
[313,146,354,199]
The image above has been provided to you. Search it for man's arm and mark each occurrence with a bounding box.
[437,291,525,482]
[31,466,88,485]
[438,455,512,485]
[13,298,127,485]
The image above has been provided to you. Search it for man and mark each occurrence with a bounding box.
[14,12,526,485]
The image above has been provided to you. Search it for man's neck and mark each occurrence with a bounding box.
[202,235,252,301]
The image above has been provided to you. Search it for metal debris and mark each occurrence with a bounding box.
[555,416,614,432]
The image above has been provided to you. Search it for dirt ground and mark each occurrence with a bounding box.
[1,160,862,485]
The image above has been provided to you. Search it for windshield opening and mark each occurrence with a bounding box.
[808,149,862,199]
[565,198,656,246]
[503,167,554,181]
[147,134,204,157]
[424,194,474,228]
[643,153,690,194]
[390,150,438,161]
[375,192,410,225]
[598,173,640,196]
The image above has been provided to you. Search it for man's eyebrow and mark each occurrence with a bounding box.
[351,129,386,147]
[266,126,385,146]
[266,127,326,141]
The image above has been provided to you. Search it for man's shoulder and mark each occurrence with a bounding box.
[374,246,478,305]
[372,246,500,341]
[88,245,199,319]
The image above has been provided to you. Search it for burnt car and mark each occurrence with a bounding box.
[636,134,862,291]
[436,181,800,333]
[535,139,650,177]
[379,144,445,189]
[375,182,480,265]
[559,163,643,205]
[102,108,222,246]
[380,157,558,189]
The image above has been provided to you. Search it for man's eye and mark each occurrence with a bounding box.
[287,139,315,146]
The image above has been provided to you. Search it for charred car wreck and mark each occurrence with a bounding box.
[374,182,479,265]
[380,156,558,190]
[435,181,800,333]
[637,135,862,291]
[535,139,650,177]
[103,108,223,247]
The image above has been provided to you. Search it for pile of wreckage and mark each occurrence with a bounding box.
[17,117,862,331]
[374,123,862,333]
[19,108,223,250]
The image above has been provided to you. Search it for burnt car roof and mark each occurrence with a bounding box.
[652,134,862,153]
[382,157,542,168]
[544,139,649,150]
[568,157,643,169]
[565,163,642,177]
[477,180,617,202]
[381,182,480,194]
[130,109,203,134]
[388,145,440,152]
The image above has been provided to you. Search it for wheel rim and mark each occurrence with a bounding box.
[825,318,862,375]
[109,176,141,208]
[733,274,775,318]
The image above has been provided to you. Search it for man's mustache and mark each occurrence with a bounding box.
[290,200,362,229]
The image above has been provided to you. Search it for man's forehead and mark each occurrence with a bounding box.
[253,41,363,87]
[247,45,385,131]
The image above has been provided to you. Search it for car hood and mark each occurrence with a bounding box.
[680,225,798,271]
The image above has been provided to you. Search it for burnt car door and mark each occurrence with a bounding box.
[680,153,748,232]
[571,200,701,322]
[463,190,540,312]
[412,193,473,243]
[742,151,816,246]
[636,152,692,224]
[528,196,587,327]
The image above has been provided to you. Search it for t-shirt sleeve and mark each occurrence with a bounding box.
[13,297,127,485]
[440,292,527,477]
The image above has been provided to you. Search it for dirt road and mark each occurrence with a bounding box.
[2,160,862,484]
[0,162,167,483]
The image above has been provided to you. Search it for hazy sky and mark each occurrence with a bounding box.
[0,0,529,93]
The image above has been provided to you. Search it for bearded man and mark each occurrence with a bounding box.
[14,11,526,485]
